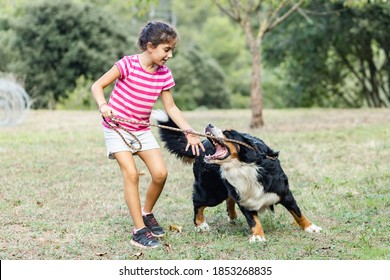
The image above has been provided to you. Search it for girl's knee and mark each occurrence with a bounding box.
[152,169,168,184]
[122,168,139,184]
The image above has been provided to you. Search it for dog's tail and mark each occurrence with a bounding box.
[152,110,196,163]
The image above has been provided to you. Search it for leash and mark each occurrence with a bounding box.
[102,116,143,151]
[102,116,256,152]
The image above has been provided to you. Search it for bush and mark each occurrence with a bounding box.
[56,76,96,110]
[170,45,231,110]
[3,0,133,108]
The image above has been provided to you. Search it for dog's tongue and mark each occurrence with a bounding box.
[205,144,227,160]
[214,145,226,157]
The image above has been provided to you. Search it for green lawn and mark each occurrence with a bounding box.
[0,108,389,260]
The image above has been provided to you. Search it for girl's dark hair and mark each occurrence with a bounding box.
[137,21,178,51]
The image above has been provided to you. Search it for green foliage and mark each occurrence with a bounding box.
[2,0,388,110]
[170,45,231,110]
[2,0,132,108]
[0,0,28,14]
[172,0,220,32]
[198,17,243,68]
[263,0,390,108]
[197,16,251,97]
[56,76,96,110]
[339,0,383,8]
[170,0,250,109]
[262,69,287,109]
[0,16,18,73]
[230,93,250,109]
[73,0,159,20]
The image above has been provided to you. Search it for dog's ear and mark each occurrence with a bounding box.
[224,130,258,162]
[239,141,259,162]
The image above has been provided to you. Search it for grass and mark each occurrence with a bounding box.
[0,108,389,260]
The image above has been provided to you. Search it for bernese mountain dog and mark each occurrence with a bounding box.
[153,110,322,242]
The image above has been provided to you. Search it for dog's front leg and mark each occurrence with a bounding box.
[239,207,266,242]
[249,213,266,242]
[194,206,210,232]
[226,196,238,223]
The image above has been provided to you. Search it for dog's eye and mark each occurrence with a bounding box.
[224,131,237,139]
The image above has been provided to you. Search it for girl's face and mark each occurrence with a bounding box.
[148,39,177,66]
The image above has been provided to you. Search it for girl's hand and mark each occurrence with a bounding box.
[99,103,115,118]
[185,132,205,156]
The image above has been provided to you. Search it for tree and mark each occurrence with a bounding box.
[158,0,234,110]
[197,16,252,102]
[212,0,304,128]
[264,0,390,108]
[329,2,390,107]
[169,45,231,110]
[2,1,132,108]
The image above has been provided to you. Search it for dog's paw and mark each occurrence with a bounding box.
[305,224,322,233]
[195,222,210,232]
[249,235,266,243]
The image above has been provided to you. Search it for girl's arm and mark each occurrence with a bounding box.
[161,89,205,156]
[91,65,120,118]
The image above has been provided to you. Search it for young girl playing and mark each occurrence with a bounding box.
[91,21,204,249]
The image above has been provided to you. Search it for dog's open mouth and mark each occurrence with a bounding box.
[204,126,230,161]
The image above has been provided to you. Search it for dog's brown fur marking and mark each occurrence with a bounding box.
[225,142,239,159]
[251,214,265,238]
[226,197,237,221]
[289,210,312,230]
[195,206,207,226]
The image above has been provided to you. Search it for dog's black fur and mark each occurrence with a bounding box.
[155,111,321,241]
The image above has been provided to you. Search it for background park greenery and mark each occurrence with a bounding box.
[0,0,389,114]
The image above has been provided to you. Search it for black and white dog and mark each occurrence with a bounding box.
[153,111,321,242]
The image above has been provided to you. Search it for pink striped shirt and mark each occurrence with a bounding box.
[103,55,175,131]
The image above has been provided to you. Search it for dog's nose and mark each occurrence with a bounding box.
[208,124,214,128]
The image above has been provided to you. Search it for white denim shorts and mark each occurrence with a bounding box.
[103,127,160,159]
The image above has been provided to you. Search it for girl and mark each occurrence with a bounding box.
[91,21,204,249]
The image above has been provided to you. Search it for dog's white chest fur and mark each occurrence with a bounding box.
[220,161,280,211]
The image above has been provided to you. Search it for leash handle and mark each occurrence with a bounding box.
[102,116,143,152]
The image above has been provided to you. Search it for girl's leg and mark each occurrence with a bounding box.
[114,151,145,230]
[137,148,168,213]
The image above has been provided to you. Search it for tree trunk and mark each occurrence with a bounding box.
[213,0,304,127]
[250,45,264,128]
[243,21,264,128]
